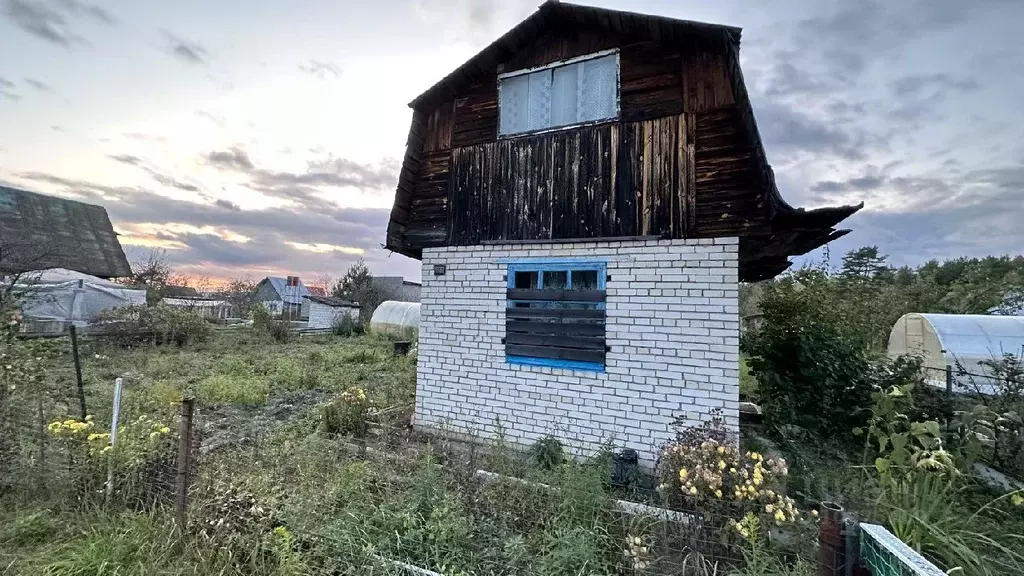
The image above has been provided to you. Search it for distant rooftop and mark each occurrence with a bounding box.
[0,185,131,278]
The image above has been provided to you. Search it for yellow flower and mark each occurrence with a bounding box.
[729,467,737,474]
[717,446,725,454]
[811,510,819,518]
[679,468,688,480]
[714,489,723,498]
[159,427,170,434]
[774,510,785,522]
[149,431,160,440]
[84,415,94,422]
[689,486,698,495]
[718,460,726,470]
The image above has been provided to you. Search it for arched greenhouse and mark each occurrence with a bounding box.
[370,301,420,339]
[887,313,1024,395]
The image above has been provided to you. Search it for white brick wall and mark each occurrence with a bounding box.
[416,238,740,467]
[307,301,358,330]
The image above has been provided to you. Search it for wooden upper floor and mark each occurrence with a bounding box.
[386,1,861,281]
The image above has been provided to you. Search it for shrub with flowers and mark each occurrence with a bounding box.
[656,412,805,546]
[46,413,176,503]
[322,386,370,437]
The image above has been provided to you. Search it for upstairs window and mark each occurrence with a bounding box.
[498,51,619,136]
[504,261,607,371]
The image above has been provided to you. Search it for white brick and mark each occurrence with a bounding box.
[414,237,739,467]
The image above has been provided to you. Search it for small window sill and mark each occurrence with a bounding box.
[497,117,619,141]
[506,355,605,373]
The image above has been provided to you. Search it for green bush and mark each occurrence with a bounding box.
[743,276,922,439]
[330,314,363,337]
[251,306,292,343]
[94,305,212,346]
[321,387,369,437]
[530,436,566,471]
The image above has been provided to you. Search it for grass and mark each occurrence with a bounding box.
[8,328,1023,575]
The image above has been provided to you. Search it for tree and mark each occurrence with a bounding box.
[840,246,891,282]
[311,274,334,296]
[120,249,188,305]
[332,259,395,323]
[223,277,258,317]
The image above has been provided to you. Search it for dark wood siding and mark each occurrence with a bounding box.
[449,115,696,245]
[452,79,498,148]
[694,107,769,237]
[421,102,453,153]
[405,150,450,250]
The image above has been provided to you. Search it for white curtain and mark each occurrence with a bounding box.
[499,53,617,136]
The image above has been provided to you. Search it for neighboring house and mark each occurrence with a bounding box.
[255,276,309,319]
[304,295,360,329]
[384,2,861,465]
[0,185,131,278]
[372,276,422,302]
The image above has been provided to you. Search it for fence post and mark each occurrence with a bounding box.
[175,397,195,534]
[69,325,87,419]
[945,364,953,396]
[819,501,846,576]
[105,377,123,500]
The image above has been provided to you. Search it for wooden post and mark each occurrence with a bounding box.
[175,397,195,534]
[819,501,846,576]
[946,364,953,396]
[69,325,87,419]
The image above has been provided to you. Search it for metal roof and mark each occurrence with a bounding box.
[0,185,131,278]
[264,276,309,304]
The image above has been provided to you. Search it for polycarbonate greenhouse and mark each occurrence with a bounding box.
[370,301,420,338]
[887,313,1024,395]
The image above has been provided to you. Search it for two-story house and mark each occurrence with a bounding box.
[386,1,861,464]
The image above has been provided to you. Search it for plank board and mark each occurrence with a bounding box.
[505,332,605,350]
[506,308,605,320]
[506,289,606,302]
[506,344,605,364]
[505,320,605,337]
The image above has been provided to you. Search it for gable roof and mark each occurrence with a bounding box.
[0,185,132,278]
[410,0,740,109]
[391,1,861,282]
[262,276,309,304]
[304,294,359,308]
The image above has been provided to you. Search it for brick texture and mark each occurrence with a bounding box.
[416,238,740,467]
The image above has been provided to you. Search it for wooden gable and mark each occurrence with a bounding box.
[386,1,861,282]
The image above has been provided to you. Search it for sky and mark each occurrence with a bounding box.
[1,0,1022,285]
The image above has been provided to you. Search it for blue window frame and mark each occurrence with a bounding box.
[504,259,607,371]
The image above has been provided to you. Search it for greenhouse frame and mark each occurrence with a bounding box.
[887,313,1024,396]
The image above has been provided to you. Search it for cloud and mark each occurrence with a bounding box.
[753,101,870,162]
[108,153,143,165]
[805,162,1024,262]
[201,146,398,212]
[892,74,980,98]
[194,109,226,128]
[0,76,18,100]
[107,153,202,193]
[298,60,342,80]
[1,0,113,47]
[204,146,255,172]
[23,77,50,91]
[162,30,208,64]
[9,170,414,282]
[214,198,241,211]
